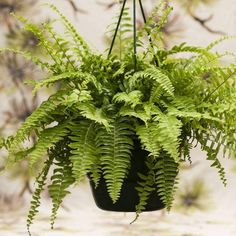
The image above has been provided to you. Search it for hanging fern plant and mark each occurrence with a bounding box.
[0,0,236,234]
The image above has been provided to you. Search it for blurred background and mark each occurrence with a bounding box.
[0,0,236,235]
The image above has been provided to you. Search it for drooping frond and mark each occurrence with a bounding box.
[136,124,161,158]
[69,120,101,185]
[154,114,182,163]
[155,152,179,210]
[97,119,134,203]
[196,130,227,186]
[48,140,75,228]
[27,156,54,235]
[133,159,156,222]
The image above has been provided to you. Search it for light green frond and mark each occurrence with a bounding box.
[113,90,143,108]
[48,141,75,228]
[154,114,182,163]
[28,121,70,167]
[106,7,132,57]
[136,124,161,158]
[139,1,172,42]
[43,22,77,70]
[206,36,236,50]
[8,91,65,154]
[27,156,54,235]
[155,152,179,210]
[97,119,134,203]
[133,68,174,97]
[33,71,97,94]
[47,4,91,57]
[0,48,49,71]
[77,102,111,130]
[119,106,151,124]
[69,120,101,185]
[197,131,227,186]
[168,107,222,123]
[167,43,210,57]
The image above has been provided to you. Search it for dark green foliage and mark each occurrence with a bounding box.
[0,0,236,232]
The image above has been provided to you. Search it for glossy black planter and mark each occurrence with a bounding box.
[89,139,165,212]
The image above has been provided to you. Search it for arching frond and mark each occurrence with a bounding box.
[28,121,71,167]
[133,68,174,97]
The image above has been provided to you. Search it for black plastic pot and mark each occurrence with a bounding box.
[89,138,165,212]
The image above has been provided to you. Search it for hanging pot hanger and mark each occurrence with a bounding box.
[108,0,158,71]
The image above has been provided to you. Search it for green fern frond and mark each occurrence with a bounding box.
[136,124,161,158]
[14,15,64,71]
[97,119,134,203]
[167,43,210,57]
[168,104,223,123]
[154,114,182,162]
[113,90,143,108]
[47,4,91,57]
[0,48,49,71]
[8,91,66,154]
[29,121,71,167]
[77,102,111,130]
[33,71,97,94]
[155,152,179,210]
[138,1,172,50]
[197,131,227,186]
[27,156,54,235]
[206,36,236,50]
[69,120,101,185]
[106,7,132,57]
[48,141,75,228]
[133,159,156,222]
[133,68,174,97]
[119,106,150,124]
[139,0,170,35]
[43,22,77,70]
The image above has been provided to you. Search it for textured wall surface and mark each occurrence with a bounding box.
[0,0,236,235]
